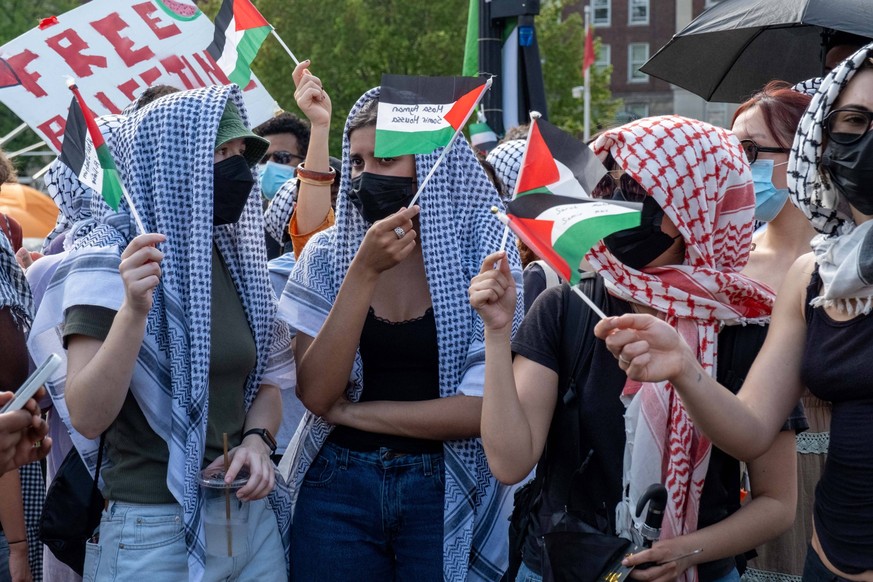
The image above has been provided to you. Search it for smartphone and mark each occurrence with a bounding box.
[0,353,62,414]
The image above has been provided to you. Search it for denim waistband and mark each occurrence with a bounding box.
[321,441,443,472]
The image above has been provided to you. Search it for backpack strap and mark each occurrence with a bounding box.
[538,274,607,509]
[532,260,562,289]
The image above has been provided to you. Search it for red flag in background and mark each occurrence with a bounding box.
[583,26,595,73]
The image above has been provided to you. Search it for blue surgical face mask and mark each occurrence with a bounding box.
[258,161,296,200]
[750,159,790,222]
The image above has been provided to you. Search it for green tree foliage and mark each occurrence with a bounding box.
[201,0,469,153]
[537,0,621,138]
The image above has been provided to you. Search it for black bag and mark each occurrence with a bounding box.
[40,434,105,576]
[505,276,631,582]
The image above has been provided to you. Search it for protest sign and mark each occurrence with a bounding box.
[0,0,278,152]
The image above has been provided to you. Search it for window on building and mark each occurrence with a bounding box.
[625,103,650,120]
[627,43,649,83]
[629,0,649,25]
[592,0,610,27]
[595,44,611,70]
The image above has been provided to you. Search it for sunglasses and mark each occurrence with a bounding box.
[739,139,790,164]
[260,150,305,166]
[824,108,873,145]
[592,169,648,203]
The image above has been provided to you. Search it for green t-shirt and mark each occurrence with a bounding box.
[63,245,256,503]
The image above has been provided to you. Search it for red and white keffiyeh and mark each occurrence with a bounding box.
[587,116,774,579]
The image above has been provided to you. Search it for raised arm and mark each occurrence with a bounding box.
[291,60,333,236]
[470,251,557,484]
[65,233,165,439]
[594,254,813,461]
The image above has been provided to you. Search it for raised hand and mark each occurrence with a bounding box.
[352,206,419,275]
[469,251,516,333]
[292,60,331,129]
[119,233,166,317]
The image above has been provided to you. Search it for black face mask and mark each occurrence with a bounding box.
[213,155,255,226]
[603,196,681,270]
[349,172,416,224]
[822,130,873,216]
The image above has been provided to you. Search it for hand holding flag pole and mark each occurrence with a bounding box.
[407,76,494,208]
[66,78,146,235]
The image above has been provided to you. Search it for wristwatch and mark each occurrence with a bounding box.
[242,428,277,455]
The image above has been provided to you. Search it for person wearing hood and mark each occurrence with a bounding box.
[596,44,873,580]
[29,86,293,581]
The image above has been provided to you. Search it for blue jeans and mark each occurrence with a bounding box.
[83,499,285,582]
[516,560,542,582]
[803,545,855,581]
[0,532,10,582]
[290,442,444,581]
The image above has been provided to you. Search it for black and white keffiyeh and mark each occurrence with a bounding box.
[0,232,32,329]
[789,42,873,313]
[41,115,126,253]
[28,84,294,579]
[264,180,297,244]
[278,87,525,581]
[485,139,525,198]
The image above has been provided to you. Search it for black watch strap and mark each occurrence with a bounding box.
[243,428,277,454]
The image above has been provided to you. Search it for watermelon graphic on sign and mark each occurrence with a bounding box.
[153,0,201,21]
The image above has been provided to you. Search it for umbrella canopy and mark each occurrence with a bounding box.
[0,183,59,239]
[641,0,873,102]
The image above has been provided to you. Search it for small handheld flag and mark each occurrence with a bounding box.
[65,78,145,234]
[375,74,490,158]
[498,193,640,286]
[207,0,272,87]
[498,113,611,253]
[376,74,493,207]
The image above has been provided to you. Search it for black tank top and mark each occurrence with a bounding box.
[801,268,873,574]
[328,307,442,453]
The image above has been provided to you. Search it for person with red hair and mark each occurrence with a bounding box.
[731,82,824,580]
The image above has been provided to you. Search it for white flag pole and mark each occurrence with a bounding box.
[407,76,494,208]
[270,28,301,66]
[121,183,147,235]
[583,4,592,142]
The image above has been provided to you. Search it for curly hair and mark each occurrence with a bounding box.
[253,111,311,152]
[0,149,16,184]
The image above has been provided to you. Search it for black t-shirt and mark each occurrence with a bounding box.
[511,284,807,579]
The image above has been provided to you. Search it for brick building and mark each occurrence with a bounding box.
[567,0,739,128]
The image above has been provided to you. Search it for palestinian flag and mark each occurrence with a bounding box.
[375,75,490,158]
[207,0,271,88]
[503,194,641,284]
[514,117,607,199]
[63,83,124,210]
[469,121,497,155]
[0,58,21,89]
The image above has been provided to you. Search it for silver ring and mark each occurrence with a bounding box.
[393,227,406,240]
[32,440,42,449]
[618,355,630,365]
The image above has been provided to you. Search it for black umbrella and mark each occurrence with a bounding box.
[640,0,873,103]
